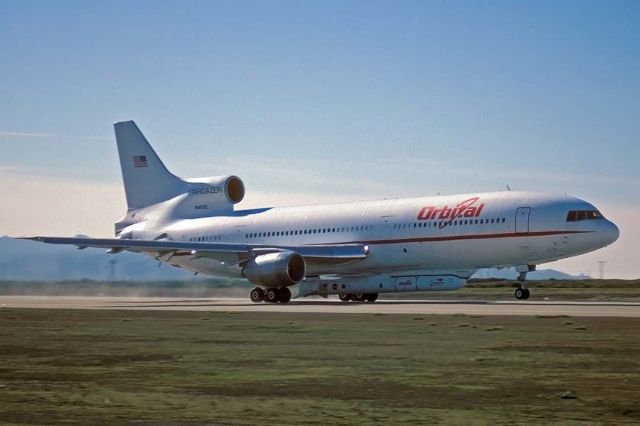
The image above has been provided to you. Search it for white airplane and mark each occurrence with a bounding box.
[22,121,619,303]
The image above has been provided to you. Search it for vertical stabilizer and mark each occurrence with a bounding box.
[114,121,186,209]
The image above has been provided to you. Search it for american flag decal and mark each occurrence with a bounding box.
[132,155,148,168]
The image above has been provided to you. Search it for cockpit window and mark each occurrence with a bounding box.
[566,210,603,222]
[586,210,602,219]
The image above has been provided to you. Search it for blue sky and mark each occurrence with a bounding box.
[1,1,638,277]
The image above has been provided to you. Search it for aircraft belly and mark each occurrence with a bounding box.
[155,234,572,280]
[167,256,241,277]
[358,236,546,272]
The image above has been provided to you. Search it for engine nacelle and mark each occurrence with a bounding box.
[170,175,245,218]
[184,175,245,205]
[242,251,306,288]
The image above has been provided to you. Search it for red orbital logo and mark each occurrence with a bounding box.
[417,197,485,225]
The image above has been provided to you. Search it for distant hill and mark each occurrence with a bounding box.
[0,237,586,281]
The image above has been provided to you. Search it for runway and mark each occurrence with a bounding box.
[1,296,639,317]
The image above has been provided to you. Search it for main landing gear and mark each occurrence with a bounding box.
[338,293,378,303]
[250,287,291,304]
[514,266,535,300]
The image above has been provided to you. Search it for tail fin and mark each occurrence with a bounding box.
[114,121,186,209]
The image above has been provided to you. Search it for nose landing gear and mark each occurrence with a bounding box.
[514,286,530,300]
[514,265,535,300]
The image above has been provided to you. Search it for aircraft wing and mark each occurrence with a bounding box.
[19,236,369,265]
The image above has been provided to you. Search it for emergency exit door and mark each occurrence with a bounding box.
[515,207,531,233]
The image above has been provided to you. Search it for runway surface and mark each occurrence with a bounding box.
[1,296,639,317]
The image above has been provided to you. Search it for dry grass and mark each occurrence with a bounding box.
[0,308,639,425]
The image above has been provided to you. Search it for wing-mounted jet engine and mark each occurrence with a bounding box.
[243,251,306,303]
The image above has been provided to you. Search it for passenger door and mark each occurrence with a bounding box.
[515,207,531,233]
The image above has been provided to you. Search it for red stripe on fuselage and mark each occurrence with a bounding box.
[360,230,590,246]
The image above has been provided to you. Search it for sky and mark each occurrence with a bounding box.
[1,0,638,278]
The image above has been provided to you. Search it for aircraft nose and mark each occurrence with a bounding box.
[601,220,620,246]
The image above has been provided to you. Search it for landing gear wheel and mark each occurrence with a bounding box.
[278,287,291,303]
[365,293,379,302]
[338,293,352,302]
[515,288,527,300]
[250,287,264,303]
[353,293,366,302]
[265,288,279,303]
[522,288,530,300]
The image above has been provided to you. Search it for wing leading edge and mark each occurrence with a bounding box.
[19,236,369,266]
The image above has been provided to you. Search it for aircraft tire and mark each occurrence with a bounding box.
[514,288,525,300]
[250,287,265,303]
[278,287,291,303]
[365,293,378,302]
[265,288,279,303]
[353,293,366,302]
[338,293,352,302]
[522,288,530,300]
